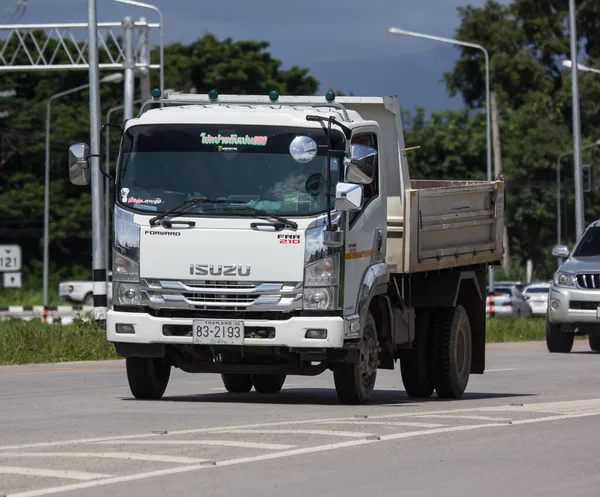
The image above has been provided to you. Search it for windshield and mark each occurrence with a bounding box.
[573,226,600,257]
[116,123,345,217]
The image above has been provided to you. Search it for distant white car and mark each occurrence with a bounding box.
[522,282,551,316]
[486,284,533,318]
[58,272,113,305]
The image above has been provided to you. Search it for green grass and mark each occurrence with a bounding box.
[486,316,546,342]
[0,320,119,366]
[0,316,580,366]
[0,288,61,307]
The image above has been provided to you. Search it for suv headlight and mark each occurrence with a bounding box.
[555,272,576,288]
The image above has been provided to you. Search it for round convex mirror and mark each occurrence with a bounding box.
[289,136,318,163]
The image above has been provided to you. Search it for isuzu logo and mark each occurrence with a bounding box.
[190,264,251,276]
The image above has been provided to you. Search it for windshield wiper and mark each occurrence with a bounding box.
[223,205,298,230]
[149,197,237,226]
[149,198,298,230]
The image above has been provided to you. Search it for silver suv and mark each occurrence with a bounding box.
[547,220,600,353]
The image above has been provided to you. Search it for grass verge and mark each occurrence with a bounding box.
[0,320,119,366]
[0,316,582,366]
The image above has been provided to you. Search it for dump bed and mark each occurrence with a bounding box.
[338,96,505,274]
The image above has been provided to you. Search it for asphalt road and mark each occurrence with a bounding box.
[1,339,600,497]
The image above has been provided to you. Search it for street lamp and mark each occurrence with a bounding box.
[43,72,124,309]
[114,0,164,97]
[563,59,600,75]
[389,26,494,290]
[556,139,600,245]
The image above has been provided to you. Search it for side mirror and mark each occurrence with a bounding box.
[334,182,363,211]
[552,245,570,258]
[344,143,377,185]
[68,143,91,186]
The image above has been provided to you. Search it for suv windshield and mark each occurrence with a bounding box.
[116,123,345,217]
[573,226,600,257]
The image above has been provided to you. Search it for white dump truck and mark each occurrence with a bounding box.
[67,89,505,404]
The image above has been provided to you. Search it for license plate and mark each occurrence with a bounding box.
[192,319,244,345]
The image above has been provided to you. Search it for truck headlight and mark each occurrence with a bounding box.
[113,252,139,282]
[303,287,335,310]
[117,282,142,305]
[304,255,338,286]
[555,272,576,288]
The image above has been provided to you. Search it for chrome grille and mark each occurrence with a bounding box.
[140,279,303,312]
[576,274,600,289]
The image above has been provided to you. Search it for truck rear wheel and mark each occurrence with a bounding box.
[545,317,573,353]
[126,357,171,400]
[588,335,600,352]
[251,374,286,394]
[399,308,434,398]
[221,373,253,393]
[431,305,472,399]
[333,312,378,405]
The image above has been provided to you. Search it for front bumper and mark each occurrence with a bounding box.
[107,310,346,348]
[547,285,600,325]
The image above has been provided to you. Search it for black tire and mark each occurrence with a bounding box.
[545,317,574,353]
[432,305,472,399]
[83,293,93,306]
[589,335,600,352]
[333,311,378,405]
[126,357,171,400]
[250,374,286,394]
[221,373,253,393]
[399,308,434,398]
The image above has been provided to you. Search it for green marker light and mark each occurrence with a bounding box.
[208,89,219,101]
[269,90,279,102]
[151,88,161,99]
[325,90,335,102]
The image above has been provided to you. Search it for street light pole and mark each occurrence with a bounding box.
[114,0,164,96]
[389,27,494,291]
[568,0,584,239]
[43,72,123,311]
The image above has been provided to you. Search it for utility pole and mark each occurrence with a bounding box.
[138,16,151,100]
[88,0,107,320]
[491,91,509,270]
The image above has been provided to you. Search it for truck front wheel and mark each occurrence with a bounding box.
[251,374,286,394]
[221,374,253,393]
[333,312,378,405]
[431,305,472,399]
[126,357,171,400]
[545,317,574,353]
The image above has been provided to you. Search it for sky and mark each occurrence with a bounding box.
[2,0,511,113]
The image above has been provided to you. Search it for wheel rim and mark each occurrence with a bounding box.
[359,327,378,386]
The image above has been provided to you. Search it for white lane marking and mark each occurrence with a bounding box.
[415,415,512,422]
[9,408,600,497]
[210,384,297,391]
[212,429,372,438]
[485,368,520,372]
[4,398,600,452]
[0,452,207,464]
[316,420,447,428]
[0,466,111,481]
[91,440,295,450]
